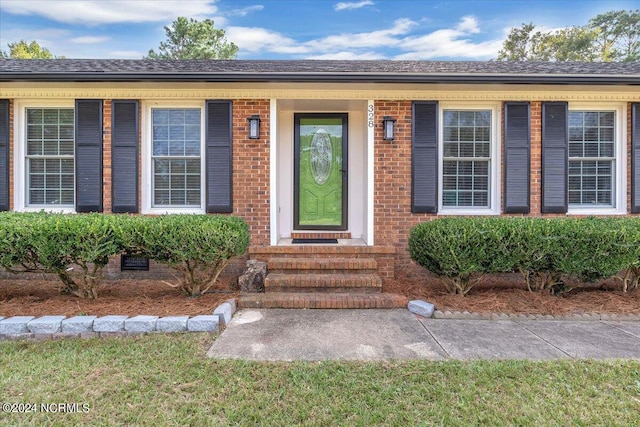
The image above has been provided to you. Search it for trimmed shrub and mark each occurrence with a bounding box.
[0,213,124,299]
[409,217,640,296]
[611,218,640,293]
[408,218,511,295]
[0,213,250,299]
[0,212,42,273]
[116,214,250,297]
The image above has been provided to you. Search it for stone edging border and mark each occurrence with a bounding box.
[431,310,640,321]
[407,299,640,321]
[3,298,640,342]
[0,300,237,342]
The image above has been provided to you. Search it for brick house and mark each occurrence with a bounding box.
[1,59,639,305]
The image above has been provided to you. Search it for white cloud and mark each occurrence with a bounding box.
[70,36,110,44]
[305,18,415,50]
[1,0,218,25]
[227,15,500,60]
[225,26,309,54]
[456,15,480,33]
[334,1,374,11]
[394,16,502,59]
[229,5,264,16]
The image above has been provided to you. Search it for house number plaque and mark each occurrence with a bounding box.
[367,103,374,128]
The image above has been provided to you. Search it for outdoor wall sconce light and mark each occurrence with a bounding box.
[248,115,261,139]
[382,116,396,140]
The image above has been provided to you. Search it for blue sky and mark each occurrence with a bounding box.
[0,0,637,60]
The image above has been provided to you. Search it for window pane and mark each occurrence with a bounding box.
[153,158,201,207]
[475,111,491,127]
[568,110,616,207]
[443,111,458,126]
[186,190,201,205]
[152,108,201,205]
[459,111,474,126]
[442,160,490,208]
[27,140,43,156]
[26,108,74,207]
[441,109,492,209]
[568,160,613,207]
[459,127,474,141]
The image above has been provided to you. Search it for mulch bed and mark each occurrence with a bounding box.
[1,272,638,317]
[0,276,239,317]
[384,272,640,316]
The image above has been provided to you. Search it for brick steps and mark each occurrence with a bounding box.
[250,245,398,309]
[265,273,382,293]
[268,257,377,274]
[238,292,409,309]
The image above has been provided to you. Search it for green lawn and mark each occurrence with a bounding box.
[1,334,639,426]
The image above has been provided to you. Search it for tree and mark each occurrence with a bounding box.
[497,24,597,61]
[146,17,238,59]
[497,10,639,62]
[0,40,64,59]
[588,10,640,62]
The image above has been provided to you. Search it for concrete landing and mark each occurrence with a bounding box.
[207,309,640,361]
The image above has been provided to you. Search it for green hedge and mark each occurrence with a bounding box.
[115,214,250,296]
[0,213,123,299]
[409,217,640,295]
[0,213,250,299]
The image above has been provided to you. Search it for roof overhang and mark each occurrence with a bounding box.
[1,72,638,85]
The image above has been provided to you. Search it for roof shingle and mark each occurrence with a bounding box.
[1,59,638,84]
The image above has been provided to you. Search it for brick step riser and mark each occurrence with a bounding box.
[268,269,379,275]
[265,276,381,288]
[268,257,378,272]
[238,293,409,309]
[265,281,382,289]
[265,286,382,294]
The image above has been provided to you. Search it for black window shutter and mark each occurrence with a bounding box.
[111,100,139,213]
[412,101,438,213]
[504,102,531,214]
[206,100,233,213]
[632,103,640,213]
[0,100,9,211]
[541,102,568,214]
[75,99,103,212]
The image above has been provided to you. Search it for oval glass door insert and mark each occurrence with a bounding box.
[310,129,332,185]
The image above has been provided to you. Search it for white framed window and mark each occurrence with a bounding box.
[568,103,626,215]
[439,102,501,215]
[141,101,205,214]
[14,100,76,213]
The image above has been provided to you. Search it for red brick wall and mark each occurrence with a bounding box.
[4,96,638,278]
[98,97,272,241]
[373,100,435,267]
[231,99,271,246]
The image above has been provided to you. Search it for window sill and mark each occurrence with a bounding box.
[21,207,76,214]
[144,207,205,215]
[567,207,626,216]
[438,208,500,216]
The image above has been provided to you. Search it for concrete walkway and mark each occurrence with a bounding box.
[207,309,640,361]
